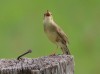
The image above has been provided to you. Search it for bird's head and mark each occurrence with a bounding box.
[44,10,53,21]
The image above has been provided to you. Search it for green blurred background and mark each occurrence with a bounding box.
[0,0,100,74]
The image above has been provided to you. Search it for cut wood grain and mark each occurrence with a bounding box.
[0,55,74,74]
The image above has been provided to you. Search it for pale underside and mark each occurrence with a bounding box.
[44,21,69,47]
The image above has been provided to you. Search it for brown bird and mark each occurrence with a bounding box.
[43,10,71,55]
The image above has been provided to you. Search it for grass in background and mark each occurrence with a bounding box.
[0,0,100,74]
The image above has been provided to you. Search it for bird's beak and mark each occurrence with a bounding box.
[44,10,51,16]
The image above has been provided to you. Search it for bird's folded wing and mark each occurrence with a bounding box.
[52,22,69,44]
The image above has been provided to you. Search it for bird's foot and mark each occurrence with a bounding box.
[49,47,58,56]
[49,53,56,56]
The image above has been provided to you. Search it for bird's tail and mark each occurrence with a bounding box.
[61,45,71,55]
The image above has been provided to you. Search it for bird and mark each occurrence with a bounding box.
[43,10,71,55]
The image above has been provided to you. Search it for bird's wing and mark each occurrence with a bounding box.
[52,22,69,44]
[57,26,69,44]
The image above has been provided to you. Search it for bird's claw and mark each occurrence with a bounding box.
[49,53,56,56]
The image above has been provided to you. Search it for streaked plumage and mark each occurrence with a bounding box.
[43,10,70,55]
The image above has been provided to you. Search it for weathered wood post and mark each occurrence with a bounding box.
[0,55,74,74]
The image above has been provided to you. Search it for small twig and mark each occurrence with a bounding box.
[17,49,32,60]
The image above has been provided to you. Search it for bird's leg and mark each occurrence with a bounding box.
[50,45,58,56]
[61,47,65,54]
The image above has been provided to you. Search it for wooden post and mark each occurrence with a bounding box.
[0,55,74,74]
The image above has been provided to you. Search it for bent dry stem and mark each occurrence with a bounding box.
[17,49,32,60]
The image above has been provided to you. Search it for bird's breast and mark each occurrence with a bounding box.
[44,24,57,43]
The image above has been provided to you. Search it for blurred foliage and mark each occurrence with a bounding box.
[0,0,100,74]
